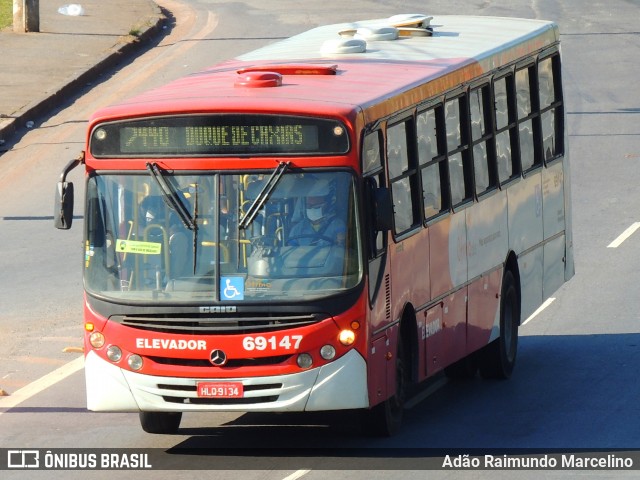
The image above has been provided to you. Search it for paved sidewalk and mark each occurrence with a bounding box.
[0,0,164,146]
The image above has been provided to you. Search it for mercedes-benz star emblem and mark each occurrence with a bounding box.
[209,349,227,366]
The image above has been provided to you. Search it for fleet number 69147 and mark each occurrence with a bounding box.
[242,335,303,351]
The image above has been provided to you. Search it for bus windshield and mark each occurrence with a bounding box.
[84,170,362,304]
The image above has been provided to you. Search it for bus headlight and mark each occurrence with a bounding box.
[89,332,105,348]
[297,353,313,369]
[106,345,122,362]
[320,345,336,360]
[128,354,143,371]
[338,329,356,346]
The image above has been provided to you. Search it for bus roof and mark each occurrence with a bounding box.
[90,15,559,125]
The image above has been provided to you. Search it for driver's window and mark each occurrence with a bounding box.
[363,130,386,258]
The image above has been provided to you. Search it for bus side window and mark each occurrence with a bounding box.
[445,95,472,206]
[417,108,443,219]
[363,130,382,175]
[538,54,563,161]
[387,120,420,235]
[516,65,538,171]
[469,85,496,195]
[493,73,519,184]
[363,130,387,258]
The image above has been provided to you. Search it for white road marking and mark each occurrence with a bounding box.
[282,470,311,480]
[522,297,556,326]
[607,222,640,248]
[0,356,84,415]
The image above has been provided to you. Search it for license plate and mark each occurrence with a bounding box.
[197,382,244,398]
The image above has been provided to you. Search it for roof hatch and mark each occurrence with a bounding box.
[234,71,283,88]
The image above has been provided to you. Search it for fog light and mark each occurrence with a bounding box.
[89,332,105,348]
[338,329,356,346]
[297,353,313,369]
[320,344,336,360]
[128,354,143,371]
[106,345,122,362]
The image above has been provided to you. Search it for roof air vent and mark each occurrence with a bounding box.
[354,26,399,41]
[321,38,367,55]
[388,14,433,28]
[387,14,434,36]
[235,71,283,88]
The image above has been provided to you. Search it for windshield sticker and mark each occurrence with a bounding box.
[85,241,94,267]
[221,276,245,301]
[116,239,162,255]
[246,278,272,293]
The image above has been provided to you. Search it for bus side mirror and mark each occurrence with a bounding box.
[54,181,74,230]
[373,187,393,232]
[54,154,84,230]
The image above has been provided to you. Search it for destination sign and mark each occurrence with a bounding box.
[89,115,349,157]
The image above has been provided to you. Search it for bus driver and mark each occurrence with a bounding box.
[287,183,346,246]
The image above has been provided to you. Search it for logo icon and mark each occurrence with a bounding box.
[209,349,228,366]
[221,276,244,300]
[7,450,40,469]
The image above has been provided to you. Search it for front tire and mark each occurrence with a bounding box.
[139,412,182,434]
[365,336,407,436]
[479,270,519,379]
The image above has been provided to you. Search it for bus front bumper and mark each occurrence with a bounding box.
[85,349,369,412]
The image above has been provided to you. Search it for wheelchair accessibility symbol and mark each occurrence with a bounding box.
[221,276,244,300]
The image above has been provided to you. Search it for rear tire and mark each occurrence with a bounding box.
[479,270,519,379]
[139,412,182,434]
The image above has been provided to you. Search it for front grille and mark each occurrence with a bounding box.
[115,312,325,335]
[149,355,292,368]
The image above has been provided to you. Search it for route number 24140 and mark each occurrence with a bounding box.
[242,335,303,351]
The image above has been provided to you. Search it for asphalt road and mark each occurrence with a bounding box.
[1,0,639,478]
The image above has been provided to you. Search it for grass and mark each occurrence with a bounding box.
[0,0,12,30]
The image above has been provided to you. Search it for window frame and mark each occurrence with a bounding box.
[386,116,422,238]
[468,82,498,198]
[537,50,564,166]
[492,70,521,187]
[362,129,388,261]
[444,92,474,210]
[417,103,451,224]
[515,60,544,175]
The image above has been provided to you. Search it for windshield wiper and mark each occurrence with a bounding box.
[146,162,196,231]
[239,161,289,230]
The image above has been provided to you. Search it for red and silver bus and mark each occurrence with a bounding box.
[55,13,574,435]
